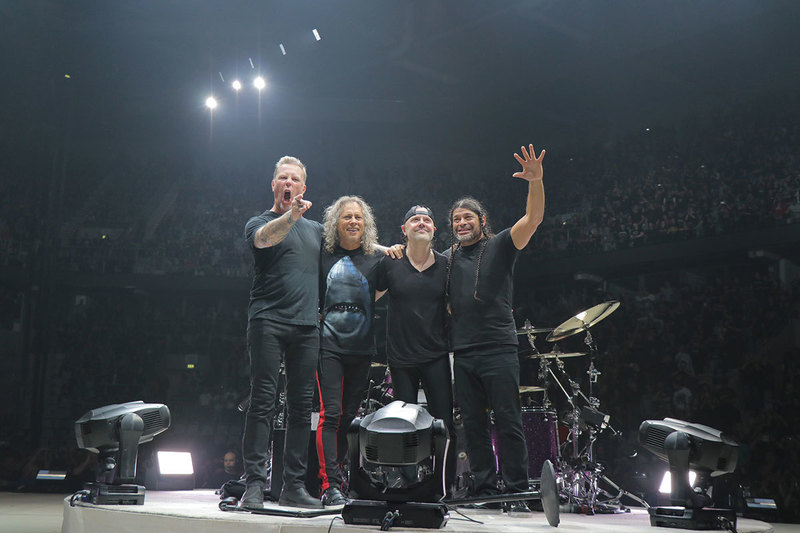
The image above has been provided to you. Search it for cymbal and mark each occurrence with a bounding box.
[529,351,587,359]
[546,300,620,342]
[370,362,387,368]
[516,325,554,335]
[519,385,546,394]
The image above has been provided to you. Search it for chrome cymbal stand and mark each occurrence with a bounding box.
[361,366,392,416]
[522,321,553,409]
[556,327,624,514]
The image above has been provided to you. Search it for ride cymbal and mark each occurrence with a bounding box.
[546,301,620,342]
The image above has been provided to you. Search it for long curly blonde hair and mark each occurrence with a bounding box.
[323,196,379,254]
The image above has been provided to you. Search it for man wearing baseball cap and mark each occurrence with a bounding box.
[376,205,456,496]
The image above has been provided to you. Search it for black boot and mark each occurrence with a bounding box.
[279,485,323,509]
[238,483,265,510]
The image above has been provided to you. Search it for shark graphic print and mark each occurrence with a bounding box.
[322,255,374,351]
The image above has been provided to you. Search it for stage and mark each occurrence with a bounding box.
[59,489,775,533]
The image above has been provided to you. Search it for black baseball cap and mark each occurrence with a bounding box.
[403,205,435,225]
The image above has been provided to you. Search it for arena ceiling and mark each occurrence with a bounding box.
[1,1,798,154]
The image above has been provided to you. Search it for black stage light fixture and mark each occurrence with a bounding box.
[639,417,738,530]
[75,401,171,504]
[344,401,450,528]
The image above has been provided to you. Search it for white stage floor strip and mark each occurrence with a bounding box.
[58,489,775,533]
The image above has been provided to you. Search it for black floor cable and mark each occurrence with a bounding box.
[326,515,343,533]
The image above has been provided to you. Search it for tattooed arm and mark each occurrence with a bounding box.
[253,193,312,249]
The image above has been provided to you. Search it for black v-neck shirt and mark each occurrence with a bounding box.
[376,251,449,366]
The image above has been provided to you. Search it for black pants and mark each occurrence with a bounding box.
[316,350,371,492]
[390,354,457,492]
[242,318,319,491]
[453,350,528,494]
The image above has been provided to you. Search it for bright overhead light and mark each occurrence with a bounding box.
[312,28,321,41]
[232,80,242,91]
[205,96,218,110]
[253,76,266,90]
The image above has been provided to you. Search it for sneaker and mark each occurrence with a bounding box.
[504,500,532,514]
[238,483,265,510]
[321,487,348,507]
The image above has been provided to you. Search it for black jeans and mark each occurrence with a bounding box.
[242,318,319,491]
[390,354,457,491]
[316,350,371,492]
[453,350,528,494]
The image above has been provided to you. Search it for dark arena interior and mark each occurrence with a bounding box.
[1,2,800,532]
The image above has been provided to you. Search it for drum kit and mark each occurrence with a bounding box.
[512,300,631,513]
[354,300,637,513]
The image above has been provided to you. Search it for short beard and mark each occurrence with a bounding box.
[455,229,479,244]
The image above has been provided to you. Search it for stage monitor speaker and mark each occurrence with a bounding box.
[343,499,449,529]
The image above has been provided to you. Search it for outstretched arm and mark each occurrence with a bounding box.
[509,144,546,250]
[253,194,312,248]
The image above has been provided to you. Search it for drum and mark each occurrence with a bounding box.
[491,407,559,479]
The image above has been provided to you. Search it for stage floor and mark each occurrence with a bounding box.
[58,489,776,533]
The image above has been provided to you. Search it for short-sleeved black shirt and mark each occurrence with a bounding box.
[375,252,449,367]
[443,228,519,354]
[245,210,323,325]
[320,246,382,356]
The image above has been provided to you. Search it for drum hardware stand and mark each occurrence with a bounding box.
[521,321,554,409]
[547,323,624,513]
[361,366,392,416]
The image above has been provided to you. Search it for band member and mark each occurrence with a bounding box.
[376,205,456,494]
[240,155,324,509]
[316,196,387,507]
[444,144,545,513]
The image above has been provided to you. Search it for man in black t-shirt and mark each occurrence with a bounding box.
[241,155,324,510]
[376,205,455,495]
[316,196,385,507]
[444,144,546,513]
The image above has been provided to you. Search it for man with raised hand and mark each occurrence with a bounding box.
[444,144,545,513]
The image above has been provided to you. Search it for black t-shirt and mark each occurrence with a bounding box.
[245,211,323,325]
[443,228,519,353]
[320,246,382,356]
[375,251,449,367]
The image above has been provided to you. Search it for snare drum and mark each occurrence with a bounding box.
[491,407,559,479]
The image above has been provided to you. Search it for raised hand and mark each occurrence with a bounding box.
[512,144,545,182]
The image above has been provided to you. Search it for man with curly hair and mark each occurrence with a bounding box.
[316,195,386,507]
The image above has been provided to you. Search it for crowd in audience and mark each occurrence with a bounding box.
[2,101,798,277]
[2,99,799,521]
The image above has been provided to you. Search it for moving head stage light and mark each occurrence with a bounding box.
[639,417,738,530]
[75,401,171,504]
[347,400,449,503]
[344,401,450,528]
